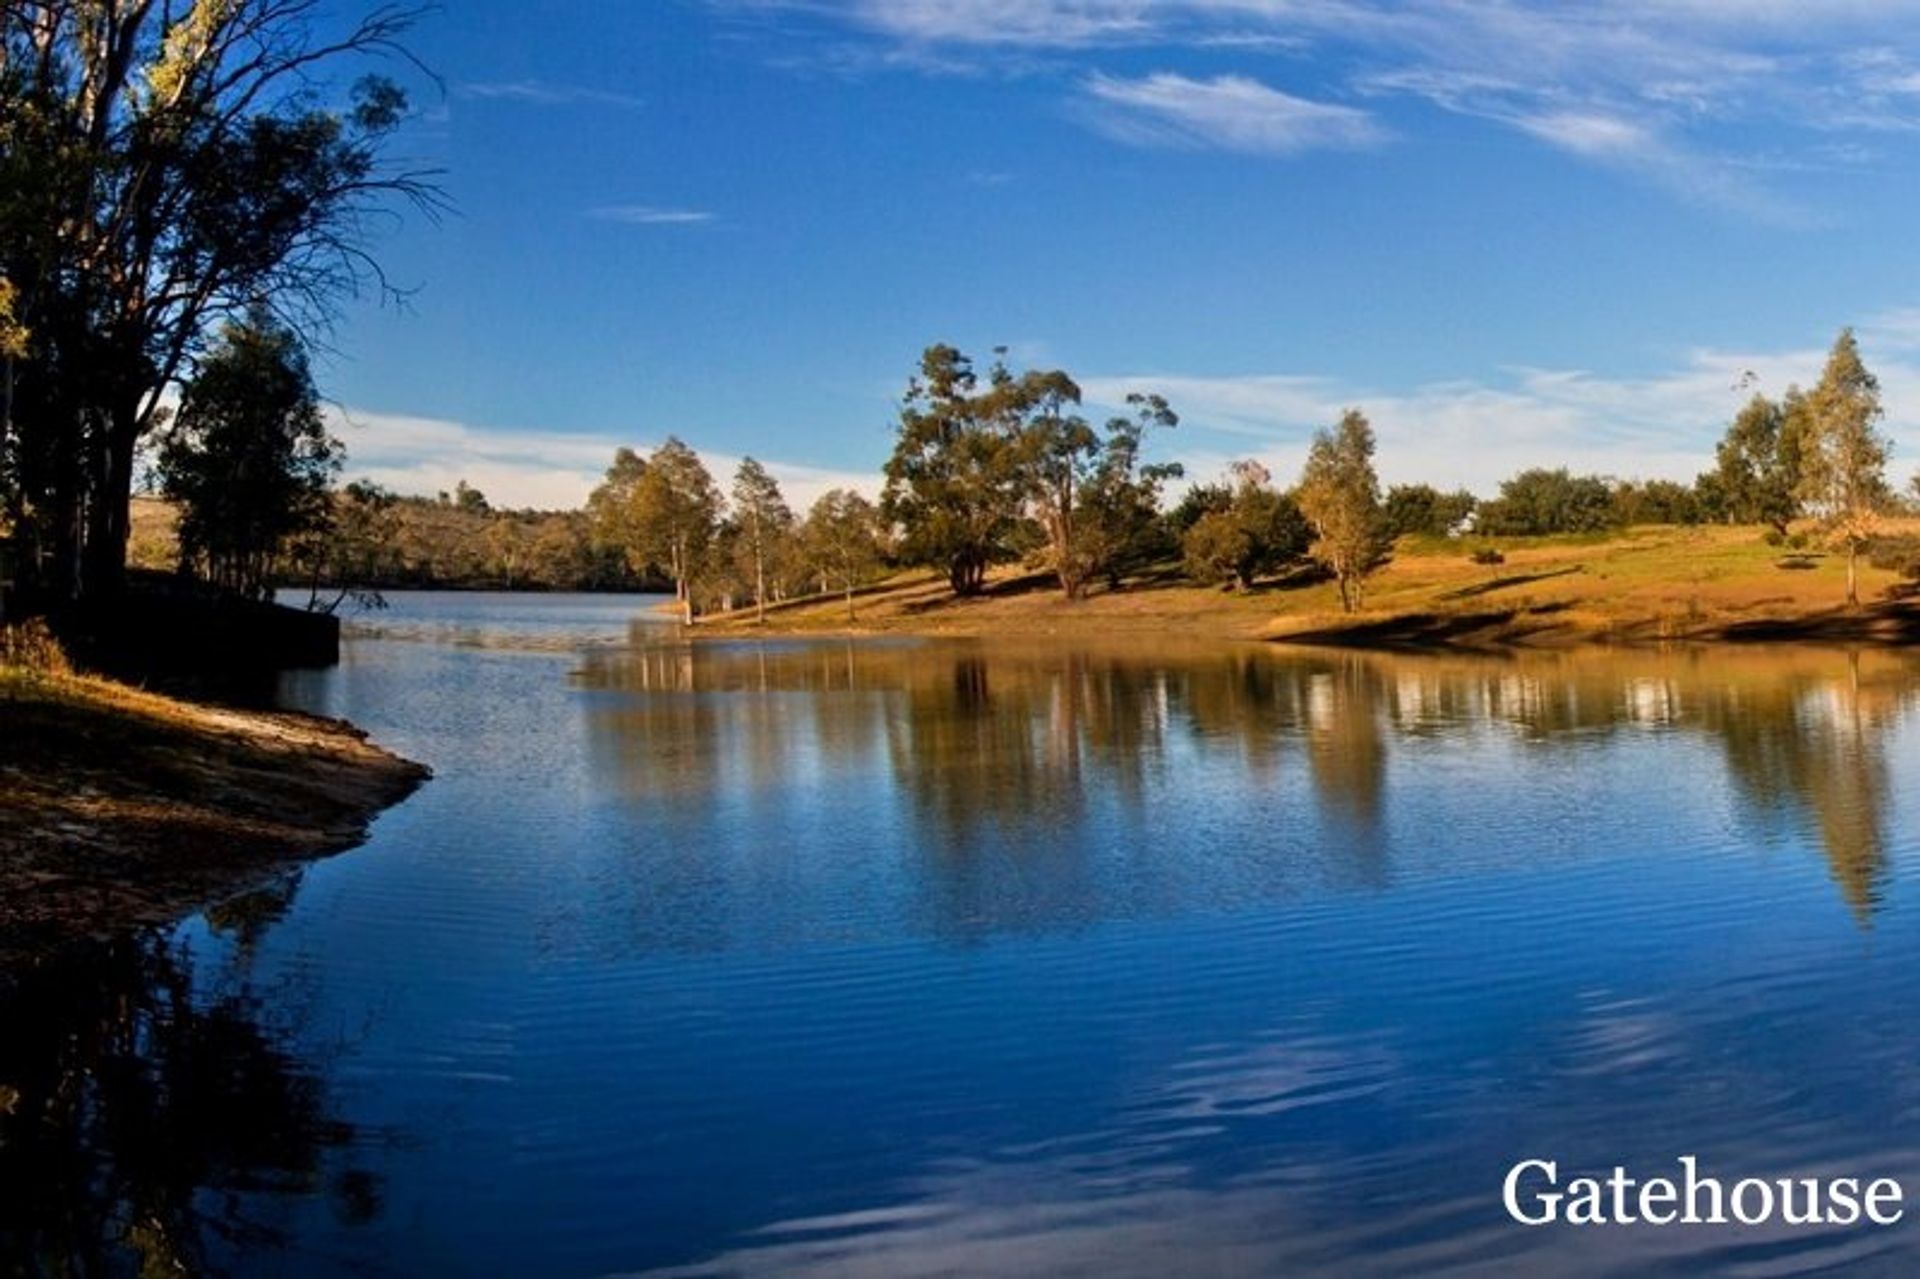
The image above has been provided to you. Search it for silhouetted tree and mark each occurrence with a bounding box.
[157,317,337,599]
[0,1,438,603]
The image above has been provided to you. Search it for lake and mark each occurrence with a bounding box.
[5,591,1920,1276]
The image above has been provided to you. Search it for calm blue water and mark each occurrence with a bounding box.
[6,592,1920,1276]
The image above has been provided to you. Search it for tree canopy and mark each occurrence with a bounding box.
[0,0,436,604]
[157,316,337,599]
[1297,410,1392,612]
[1797,328,1891,606]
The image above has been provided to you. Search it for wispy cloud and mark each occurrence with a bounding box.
[1082,72,1385,154]
[732,0,1920,217]
[327,408,874,512]
[460,79,647,110]
[586,206,718,226]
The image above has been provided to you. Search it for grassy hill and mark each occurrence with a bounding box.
[704,523,1920,647]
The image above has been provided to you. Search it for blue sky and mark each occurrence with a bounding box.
[320,0,1920,509]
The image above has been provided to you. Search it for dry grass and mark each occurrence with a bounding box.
[1,641,428,963]
[702,522,1920,647]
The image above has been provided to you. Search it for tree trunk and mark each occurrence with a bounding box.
[844,578,855,623]
[81,398,140,600]
[1847,541,1859,608]
[754,545,766,625]
[950,553,987,597]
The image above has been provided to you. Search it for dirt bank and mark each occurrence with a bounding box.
[0,668,428,966]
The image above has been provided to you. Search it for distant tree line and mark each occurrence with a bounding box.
[287,480,658,604]
[579,439,888,623]
[118,316,1920,621]
[542,327,1907,624]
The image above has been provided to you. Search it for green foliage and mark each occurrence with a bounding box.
[1168,482,1233,536]
[1475,468,1619,537]
[730,457,795,622]
[802,489,886,620]
[1610,478,1700,527]
[1864,534,1920,582]
[629,438,724,621]
[1015,367,1100,597]
[1179,461,1310,589]
[1797,328,1893,605]
[883,346,1180,599]
[297,483,637,597]
[1696,392,1802,532]
[157,319,338,599]
[882,345,1032,597]
[1076,393,1184,591]
[1297,410,1393,612]
[1383,483,1476,538]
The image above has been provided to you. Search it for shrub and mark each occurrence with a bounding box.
[1470,547,1506,566]
[1475,468,1619,536]
[0,619,72,678]
[1865,535,1920,581]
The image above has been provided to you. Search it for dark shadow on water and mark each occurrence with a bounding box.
[0,889,383,1276]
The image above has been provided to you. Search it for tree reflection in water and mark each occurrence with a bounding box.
[0,876,379,1277]
[579,638,1918,927]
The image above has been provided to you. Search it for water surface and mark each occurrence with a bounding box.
[5,591,1920,1276]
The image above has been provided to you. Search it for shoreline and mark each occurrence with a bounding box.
[0,668,429,970]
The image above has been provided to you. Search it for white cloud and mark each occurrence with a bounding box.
[328,324,1920,516]
[325,407,877,513]
[587,206,717,226]
[1082,324,1920,494]
[1082,72,1384,154]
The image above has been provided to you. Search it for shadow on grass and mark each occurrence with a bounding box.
[1441,565,1583,601]
[1273,603,1578,653]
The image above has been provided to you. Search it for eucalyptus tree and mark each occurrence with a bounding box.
[0,0,438,602]
[1079,392,1183,589]
[1796,329,1891,607]
[1015,367,1101,597]
[1179,460,1310,590]
[632,437,723,624]
[882,345,1029,597]
[1701,392,1804,534]
[802,488,884,622]
[156,314,337,599]
[587,447,648,555]
[1383,483,1476,538]
[1297,410,1392,612]
[730,456,792,623]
